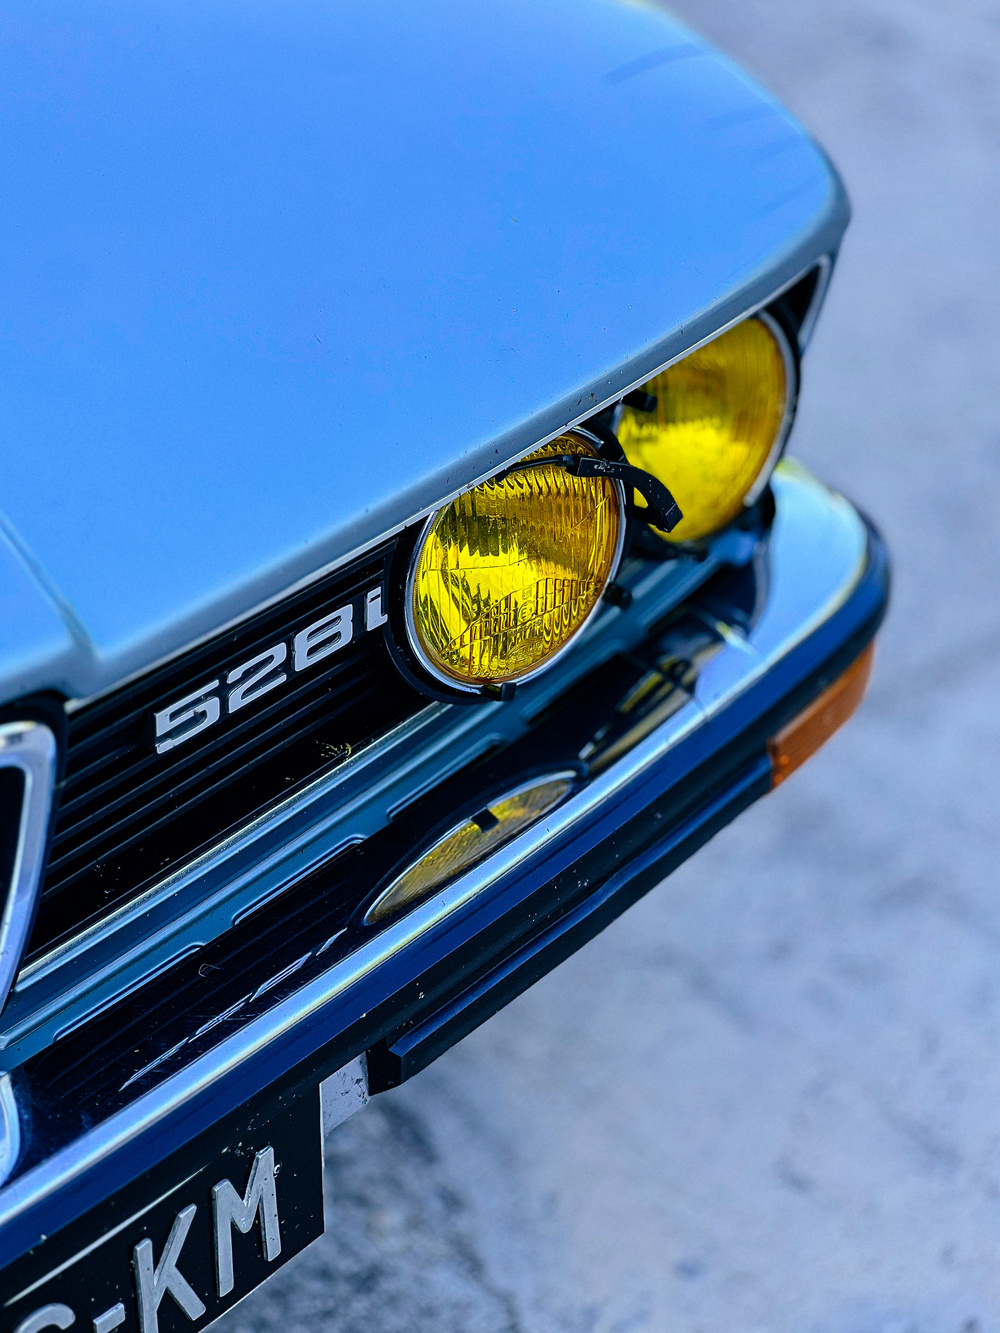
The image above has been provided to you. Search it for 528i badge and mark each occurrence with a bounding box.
[152,585,389,754]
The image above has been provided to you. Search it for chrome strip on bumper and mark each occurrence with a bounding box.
[0,462,873,1255]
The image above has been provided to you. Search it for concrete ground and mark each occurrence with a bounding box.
[218,0,1000,1328]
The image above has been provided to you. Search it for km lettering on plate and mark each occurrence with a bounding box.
[3,1098,324,1333]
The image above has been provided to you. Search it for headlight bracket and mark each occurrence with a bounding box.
[501,452,683,535]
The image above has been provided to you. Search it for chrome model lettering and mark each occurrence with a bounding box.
[153,684,220,755]
[152,584,384,755]
[133,1205,205,1333]
[212,1147,282,1297]
[226,643,287,714]
[292,604,352,672]
[365,586,388,630]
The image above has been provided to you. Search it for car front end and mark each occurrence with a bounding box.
[0,0,888,1321]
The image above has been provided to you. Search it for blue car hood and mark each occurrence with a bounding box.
[0,0,846,699]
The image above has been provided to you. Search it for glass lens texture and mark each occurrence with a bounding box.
[365,775,575,924]
[617,317,788,543]
[411,436,621,685]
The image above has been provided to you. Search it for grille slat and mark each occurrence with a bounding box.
[48,668,375,874]
[58,740,138,794]
[33,540,423,958]
[53,652,368,835]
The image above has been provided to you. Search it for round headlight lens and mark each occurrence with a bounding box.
[408,434,624,688]
[616,313,794,543]
[365,772,576,925]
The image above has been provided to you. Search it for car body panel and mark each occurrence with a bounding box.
[0,1,886,1298]
[0,529,78,702]
[0,0,845,701]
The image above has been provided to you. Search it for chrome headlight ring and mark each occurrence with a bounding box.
[399,428,632,701]
[740,307,801,508]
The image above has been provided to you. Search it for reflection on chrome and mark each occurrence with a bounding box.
[0,466,871,1237]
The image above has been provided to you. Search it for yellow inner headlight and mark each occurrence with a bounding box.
[409,434,622,687]
[365,773,576,925]
[617,315,790,543]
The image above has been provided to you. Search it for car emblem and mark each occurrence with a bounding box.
[151,584,388,755]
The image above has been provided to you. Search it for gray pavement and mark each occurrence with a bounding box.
[217,1,1000,1328]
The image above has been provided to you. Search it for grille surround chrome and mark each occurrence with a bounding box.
[35,541,421,960]
[0,721,57,1016]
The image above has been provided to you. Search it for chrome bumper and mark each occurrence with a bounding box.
[0,463,888,1266]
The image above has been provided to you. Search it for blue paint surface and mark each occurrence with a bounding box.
[0,0,837,683]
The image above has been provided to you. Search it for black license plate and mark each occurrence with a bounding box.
[3,1092,324,1333]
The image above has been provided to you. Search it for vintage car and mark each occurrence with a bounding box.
[0,0,888,1321]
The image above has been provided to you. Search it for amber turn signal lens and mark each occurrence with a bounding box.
[365,773,576,925]
[408,434,623,688]
[768,644,874,786]
[617,314,793,543]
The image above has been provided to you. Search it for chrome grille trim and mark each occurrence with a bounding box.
[0,722,57,1015]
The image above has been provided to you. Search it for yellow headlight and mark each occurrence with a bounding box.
[408,433,624,688]
[617,314,793,543]
[365,773,576,924]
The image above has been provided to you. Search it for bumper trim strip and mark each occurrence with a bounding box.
[0,466,882,1263]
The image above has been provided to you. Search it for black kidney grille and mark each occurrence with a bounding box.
[32,540,423,959]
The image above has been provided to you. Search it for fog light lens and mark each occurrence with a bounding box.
[768,644,874,786]
[617,314,794,543]
[365,773,576,924]
[408,434,624,688]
